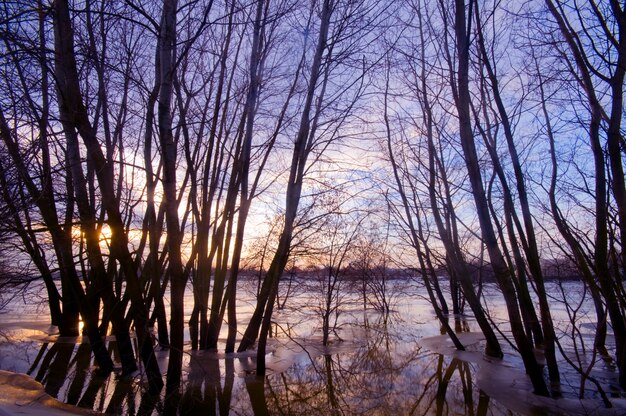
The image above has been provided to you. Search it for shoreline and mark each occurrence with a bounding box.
[0,370,99,415]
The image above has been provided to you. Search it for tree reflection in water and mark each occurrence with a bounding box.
[27,339,142,414]
[176,353,235,415]
[261,315,505,415]
[15,314,511,415]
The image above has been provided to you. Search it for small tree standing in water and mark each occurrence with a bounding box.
[313,202,364,346]
[350,225,396,318]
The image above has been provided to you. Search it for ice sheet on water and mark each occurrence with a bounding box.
[419,332,626,416]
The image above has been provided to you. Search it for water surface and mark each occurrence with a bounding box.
[0,278,622,414]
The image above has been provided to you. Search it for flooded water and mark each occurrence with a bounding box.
[0,278,624,415]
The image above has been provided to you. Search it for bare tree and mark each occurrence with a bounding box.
[540,0,626,389]
[51,0,163,392]
[451,0,548,395]
[237,0,380,376]
[472,1,559,384]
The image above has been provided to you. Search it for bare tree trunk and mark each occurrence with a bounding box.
[237,0,333,361]
[473,3,560,385]
[545,0,626,389]
[64,119,138,373]
[2,107,115,372]
[187,0,239,351]
[0,178,63,327]
[34,0,62,328]
[157,0,187,394]
[142,74,170,348]
[383,66,464,351]
[411,3,502,355]
[453,0,548,396]
[51,0,163,393]
[0,109,86,337]
[221,0,266,353]
[0,8,63,326]
[605,0,626,302]
[537,63,610,358]
[605,2,626,387]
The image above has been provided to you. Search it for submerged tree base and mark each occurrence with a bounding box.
[419,332,626,415]
[2,280,626,415]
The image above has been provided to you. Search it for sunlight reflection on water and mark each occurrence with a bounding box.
[0,278,620,415]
